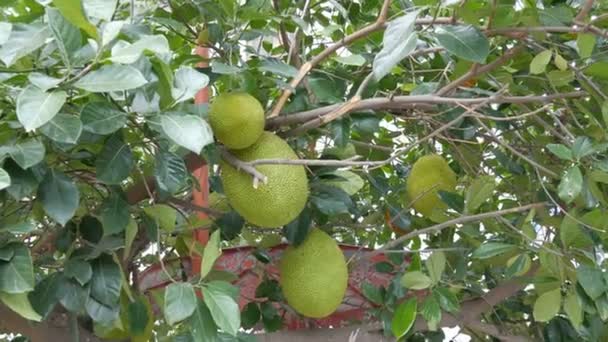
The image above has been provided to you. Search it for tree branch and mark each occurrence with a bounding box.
[575,0,595,22]
[219,148,269,188]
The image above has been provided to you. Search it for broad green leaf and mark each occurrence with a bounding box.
[546,144,572,160]
[29,273,62,318]
[577,265,605,300]
[421,295,441,331]
[96,134,133,184]
[211,62,242,75]
[560,215,592,249]
[547,70,574,86]
[564,292,582,328]
[101,21,125,47]
[109,35,170,64]
[533,288,561,322]
[38,169,79,225]
[171,66,209,104]
[465,175,495,213]
[161,114,214,154]
[572,137,594,160]
[123,217,138,261]
[100,193,130,235]
[0,24,50,67]
[259,58,298,78]
[16,86,66,132]
[64,259,92,286]
[28,73,63,91]
[240,302,260,329]
[85,296,119,323]
[155,151,187,194]
[143,205,177,232]
[584,62,608,80]
[530,50,552,75]
[471,242,516,259]
[39,113,83,144]
[0,22,11,44]
[47,8,81,66]
[334,54,366,66]
[5,161,38,200]
[321,170,365,196]
[83,0,118,22]
[401,271,432,290]
[554,53,568,71]
[81,102,127,135]
[391,298,417,338]
[558,166,583,204]
[577,33,596,59]
[189,299,218,341]
[52,0,98,39]
[0,291,42,321]
[9,139,45,170]
[361,282,384,305]
[127,296,151,336]
[506,253,532,277]
[373,10,420,80]
[435,25,489,63]
[434,287,459,313]
[58,279,89,313]
[90,256,121,307]
[0,222,35,234]
[164,282,197,325]
[0,244,34,293]
[202,282,241,336]
[0,168,10,190]
[426,251,446,285]
[200,230,222,279]
[74,65,147,92]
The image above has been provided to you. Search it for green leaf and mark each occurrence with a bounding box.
[533,288,561,322]
[200,230,222,279]
[74,65,147,92]
[426,251,446,285]
[0,23,11,44]
[259,58,298,78]
[530,50,552,75]
[58,279,89,313]
[554,53,568,71]
[560,215,592,249]
[0,221,35,235]
[334,54,366,66]
[584,62,608,80]
[547,70,574,86]
[155,151,187,194]
[240,302,260,329]
[391,298,417,338]
[29,273,62,318]
[564,292,582,329]
[123,217,138,261]
[577,33,596,59]
[0,168,10,190]
[16,86,66,132]
[373,10,419,80]
[546,144,572,160]
[28,73,63,91]
[9,139,45,170]
[0,291,42,321]
[320,170,365,196]
[109,35,170,64]
[434,287,459,313]
[81,102,127,135]
[211,62,242,75]
[202,281,241,336]
[171,66,209,104]
[4,161,38,200]
[101,21,124,47]
[0,244,34,293]
[0,24,50,67]
[471,242,516,259]
[506,253,532,277]
[96,134,133,184]
[38,169,79,225]
[189,299,218,341]
[89,255,121,307]
[310,186,353,215]
[361,282,384,305]
[39,114,83,144]
[85,296,119,323]
[100,192,130,235]
[435,25,489,63]
[161,114,214,154]
[164,282,197,325]
[83,0,118,22]
[577,265,605,300]
[143,204,176,232]
[52,0,98,39]
[401,271,432,290]
[127,296,151,336]
[47,8,81,66]
[64,259,92,286]
[572,137,594,160]
[465,175,495,213]
[558,166,583,204]
[421,295,441,331]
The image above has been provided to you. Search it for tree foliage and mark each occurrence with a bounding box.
[1,0,608,341]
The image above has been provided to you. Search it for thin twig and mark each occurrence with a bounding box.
[575,0,595,22]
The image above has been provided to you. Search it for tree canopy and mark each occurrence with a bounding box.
[1,0,608,341]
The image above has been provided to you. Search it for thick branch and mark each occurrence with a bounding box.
[575,0,595,22]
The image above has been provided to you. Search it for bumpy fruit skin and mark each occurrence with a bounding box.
[220,132,309,227]
[279,229,348,318]
[208,92,265,150]
[406,154,457,217]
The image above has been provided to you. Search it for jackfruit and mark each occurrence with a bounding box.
[208,93,265,149]
[220,132,308,227]
[406,154,457,218]
[279,229,348,318]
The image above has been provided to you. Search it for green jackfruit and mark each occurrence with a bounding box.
[208,92,264,149]
[406,154,457,218]
[220,132,308,227]
[279,229,348,318]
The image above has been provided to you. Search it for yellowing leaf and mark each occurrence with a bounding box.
[530,50,552,75]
